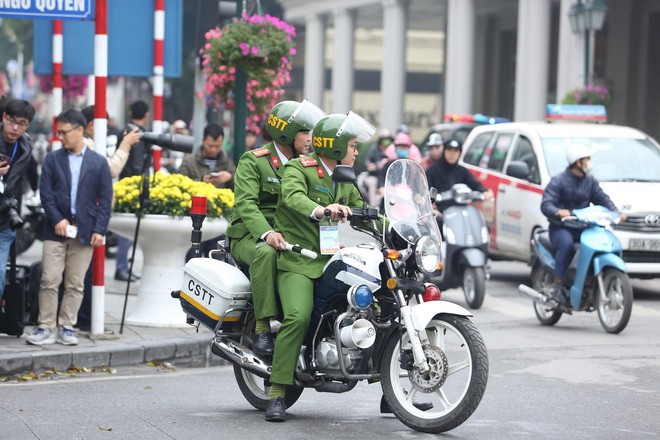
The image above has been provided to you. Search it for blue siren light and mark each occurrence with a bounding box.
[348,284,374,310]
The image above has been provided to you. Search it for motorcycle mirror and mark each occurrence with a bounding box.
[429,187,438,201]
[332,165,357,183]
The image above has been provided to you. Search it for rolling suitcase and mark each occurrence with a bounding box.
[0,243,27,337]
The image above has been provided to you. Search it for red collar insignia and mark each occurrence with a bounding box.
[316,166,325,178]
[270,156,280,168]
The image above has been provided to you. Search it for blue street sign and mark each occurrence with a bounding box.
[0,0,95,20]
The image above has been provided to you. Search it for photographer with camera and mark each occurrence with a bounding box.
[178,123,235,189]
[0,99,35,301]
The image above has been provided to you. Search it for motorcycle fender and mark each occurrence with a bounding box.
[410,301,473,332]
[458,248,487,267]
[592,253,627,276]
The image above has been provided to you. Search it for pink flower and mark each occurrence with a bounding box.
[290,47,297,55]
[251,46,259,55]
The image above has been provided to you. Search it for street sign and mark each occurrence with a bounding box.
[0,0,94,20]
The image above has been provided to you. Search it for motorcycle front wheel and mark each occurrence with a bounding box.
[597,268,633,334]
[531,264,562,326]
[463,267,486,309]
[232,312,304,411]
[381,314,488,433]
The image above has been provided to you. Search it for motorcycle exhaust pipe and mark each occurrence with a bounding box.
[518,284,548,302]
[211,338,271,378]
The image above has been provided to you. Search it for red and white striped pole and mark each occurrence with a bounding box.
[153,0,165,136]
[91,0,108,337]
[51,20,63,151]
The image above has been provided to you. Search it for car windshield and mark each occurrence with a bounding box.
[542,137,660,182]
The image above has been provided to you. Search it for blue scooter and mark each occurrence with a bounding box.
[518,206,633,334]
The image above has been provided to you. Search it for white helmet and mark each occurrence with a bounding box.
[566,144,597,165]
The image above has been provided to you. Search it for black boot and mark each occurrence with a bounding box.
[265,397,286,422]
[253,332,274,355]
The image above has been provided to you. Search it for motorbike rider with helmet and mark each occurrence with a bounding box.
[540,144,625,305]
[425,138,493,221]
[422,132,444,170]
[265,111,376,422]
[226,100,326,356]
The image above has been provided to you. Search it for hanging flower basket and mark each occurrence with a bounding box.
[200,13,297,131]
[39,74,89,100]
[562,85,611,107]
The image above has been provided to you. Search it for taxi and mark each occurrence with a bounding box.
[459,105,660,279]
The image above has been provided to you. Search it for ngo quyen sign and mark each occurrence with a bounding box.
[0,0,94,20]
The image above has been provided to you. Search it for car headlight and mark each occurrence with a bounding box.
[415,236,442,274]
[481,226,489,244]
[347,284,374,310]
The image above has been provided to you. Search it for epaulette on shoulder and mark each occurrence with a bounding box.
[251,147,270,157]
[299,157,318,167]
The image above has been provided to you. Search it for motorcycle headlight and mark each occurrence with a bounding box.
[481,226,489,244]
[347,284,373,310]
[444,225,456,244]
[415,236,442,274]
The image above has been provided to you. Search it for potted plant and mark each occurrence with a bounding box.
[109,172,234,327]
[562,85,611,107]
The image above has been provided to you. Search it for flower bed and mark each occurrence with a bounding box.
[113,172,234,219]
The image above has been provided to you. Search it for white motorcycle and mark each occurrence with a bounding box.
[172,159,488,433]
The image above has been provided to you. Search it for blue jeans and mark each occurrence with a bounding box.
[116,234,133,273]
[549,226,583,283]
[0,227,16,301]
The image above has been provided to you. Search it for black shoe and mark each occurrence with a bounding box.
[380,395,433,413]
[253,332,274,355]
[265,397,286,422]
[115,270,140,282]
[548,283,568,305]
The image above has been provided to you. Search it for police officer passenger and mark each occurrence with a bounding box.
[226,100,326,355]
[264,112,376,422]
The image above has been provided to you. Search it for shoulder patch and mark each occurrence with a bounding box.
[251,147,270,157]
[300,157,318,167]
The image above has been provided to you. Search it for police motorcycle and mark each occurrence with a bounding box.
[518,206,633,334]
[427,184,489,309]
[173,159,488,434]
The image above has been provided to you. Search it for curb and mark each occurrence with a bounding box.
[0,334,228,376]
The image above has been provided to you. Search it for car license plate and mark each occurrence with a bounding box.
[629,238,660,251]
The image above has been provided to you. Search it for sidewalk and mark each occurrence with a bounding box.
[0,241,222,377]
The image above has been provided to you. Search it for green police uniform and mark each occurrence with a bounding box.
[226,142,284,321]
[269,151,363,386]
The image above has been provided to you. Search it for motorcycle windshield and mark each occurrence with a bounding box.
[384,159,442,244]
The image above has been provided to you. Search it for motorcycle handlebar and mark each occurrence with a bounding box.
[282,243,317,260]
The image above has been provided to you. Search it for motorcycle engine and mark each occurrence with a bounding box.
[315,338,362,379]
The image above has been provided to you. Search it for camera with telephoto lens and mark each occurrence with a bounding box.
[126,123,194,154]
[0,196,24,230]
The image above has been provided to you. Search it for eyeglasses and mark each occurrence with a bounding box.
[4,116,30,130]
[56,126,81,137]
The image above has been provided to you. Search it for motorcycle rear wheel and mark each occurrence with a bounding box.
[232,312,304,411]
[463,267,486,309]
[381,314,488,433]
[531,264,562,326]
[597,268,632,334]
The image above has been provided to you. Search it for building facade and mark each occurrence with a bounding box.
[278,0,660,143]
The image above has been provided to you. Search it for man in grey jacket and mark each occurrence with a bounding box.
[178,123,235,189]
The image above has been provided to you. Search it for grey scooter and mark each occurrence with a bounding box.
[429,184,490,309]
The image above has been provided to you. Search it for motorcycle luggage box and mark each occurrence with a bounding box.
[180,258,250,330]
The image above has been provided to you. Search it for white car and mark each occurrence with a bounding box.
[459,116,660,279]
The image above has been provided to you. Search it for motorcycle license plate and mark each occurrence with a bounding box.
[629,238,660,251]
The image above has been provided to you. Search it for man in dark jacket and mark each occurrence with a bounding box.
[425,138,492,214]
[0,99,34,300]
[27,109,112,346]
[540,144,623,305]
